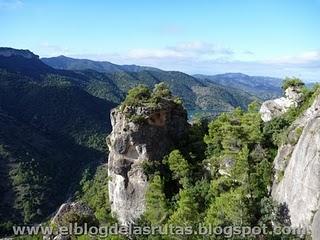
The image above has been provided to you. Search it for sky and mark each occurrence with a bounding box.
[1,0,320,81]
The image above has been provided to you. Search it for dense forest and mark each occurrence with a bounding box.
[0,49,317,239]
[54,79,317,240]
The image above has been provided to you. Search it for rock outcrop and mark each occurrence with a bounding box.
[107,102,188,225]
[271,92,320,236]
[51,201,96,227]
[260,86,303,122]
[45,201,97,240]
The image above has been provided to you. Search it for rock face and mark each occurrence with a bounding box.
[271,93,320,235]
[47,201,97,240]
[260,86,303,122]
[107,103,188,225]
[51,201,96,227]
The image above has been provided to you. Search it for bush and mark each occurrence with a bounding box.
[121,83,182,111]
[121,84,151,108]
[152,82,172,99]
[282,77,305,90]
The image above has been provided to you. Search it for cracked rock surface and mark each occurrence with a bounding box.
[271,93,320,235]
[107,104,188,225]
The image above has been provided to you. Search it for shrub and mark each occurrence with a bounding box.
[121,84,151,108]
[152,82,172,99]
[121,83,182,111]
[282,77,305,90]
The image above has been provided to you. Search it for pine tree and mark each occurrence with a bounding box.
[144,175,169,225]
[168,189,199,226]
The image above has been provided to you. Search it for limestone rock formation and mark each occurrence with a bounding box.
[107,102,188,225]
[43,201,97,240]
[51,201,97,227]
[260,86,303,122]
[271,93,320,235]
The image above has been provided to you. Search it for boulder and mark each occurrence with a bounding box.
[260,86,303,122]
[51,201,97,227]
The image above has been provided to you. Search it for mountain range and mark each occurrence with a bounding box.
[42,55,161,73]
[195,73,282,100]
[0,47,283,231]
[41,55,284,113]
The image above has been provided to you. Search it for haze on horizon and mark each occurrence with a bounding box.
[1,0,319,81]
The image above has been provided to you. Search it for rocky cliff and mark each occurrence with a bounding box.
[107,98,189,225]
[260,86,303,122]
[270,91,320,238]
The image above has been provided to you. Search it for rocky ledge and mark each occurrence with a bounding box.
[260,86,303,122]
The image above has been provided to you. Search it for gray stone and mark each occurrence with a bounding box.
[53,234,71,240]
[107,103,188,225]
[260,86,303,122]
[271,93,320,233]
[312,210,320,239]
[51,201,96,227]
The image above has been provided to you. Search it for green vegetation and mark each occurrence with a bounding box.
[119,83,183,122]
[164,150,190,187]
[282,77,305,90]
[76,166,115,224]
[0,61,113,235]
[139,94,312,239]
[0,52,315,239]
[264,83,320,148]
[121,84,151,108]
[121,83,181,109]
[144,175,169,225]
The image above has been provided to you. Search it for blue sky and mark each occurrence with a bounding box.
[1,0,320,80]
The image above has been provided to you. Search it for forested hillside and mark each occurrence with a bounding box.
[73,81,319,240]
[0,48,286,237]
[0,52,115,233]
[42,55,279,116]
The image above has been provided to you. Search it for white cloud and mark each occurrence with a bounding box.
[37,41,320,81]
[127,48,185,59]
[169,41,234,55]
[124,41,234,62]
[264,50,320,65]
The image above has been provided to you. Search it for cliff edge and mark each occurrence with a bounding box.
[268,89,320,238]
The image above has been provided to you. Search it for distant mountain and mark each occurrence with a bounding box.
[0,47,37,59]
[41,55,261,115]
[0,48,55,77]
[42,55,161,73]
[195,73,282,100]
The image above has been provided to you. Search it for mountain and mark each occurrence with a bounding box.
[0,48,116,231]
[0,47,270,233]
[0,48,55,77]
[41,55,261,116]
[195,72,282,100]
[2,48,318,239]
[41,55,160,73]
[101,79,320,239]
